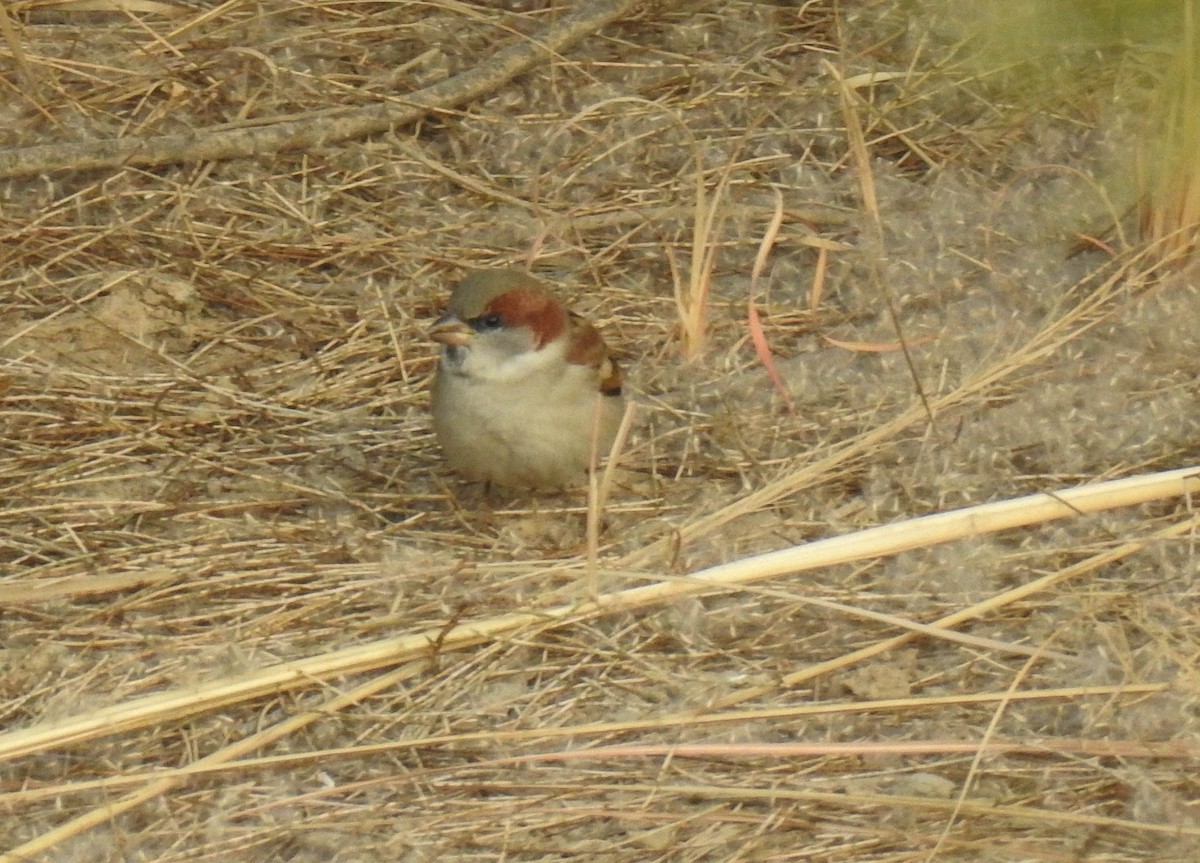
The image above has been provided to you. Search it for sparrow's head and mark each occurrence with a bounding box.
[430,270,572,383]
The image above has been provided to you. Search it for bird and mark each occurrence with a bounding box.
[429,269,626,490]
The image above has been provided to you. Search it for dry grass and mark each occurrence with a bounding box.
[1140,8,1200,260]
[2,1,1200,861]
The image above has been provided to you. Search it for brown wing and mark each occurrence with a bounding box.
[565,312,623,397]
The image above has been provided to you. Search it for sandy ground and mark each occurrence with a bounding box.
[1,1,1198,860]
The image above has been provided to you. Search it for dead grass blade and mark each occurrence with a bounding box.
[746,186,794,412]
[1,467,1193,765]
[562,781,1200,839]
[0,0,642,178]
[618,245,1179,569]
[708,509,1198,711]
[825,53,933,425]
[0,663,424,863]
[1,682,1169,807]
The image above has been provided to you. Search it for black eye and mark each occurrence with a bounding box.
[474,312,504,331]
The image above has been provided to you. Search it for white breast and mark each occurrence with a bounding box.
[431,345,623,489]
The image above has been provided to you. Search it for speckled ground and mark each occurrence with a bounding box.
[2,1,1198,860]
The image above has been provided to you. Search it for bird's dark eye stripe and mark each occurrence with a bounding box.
[471,312,504,331]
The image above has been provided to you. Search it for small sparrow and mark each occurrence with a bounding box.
[429,269,625,489]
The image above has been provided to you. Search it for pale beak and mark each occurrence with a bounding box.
[429,313,474,347]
